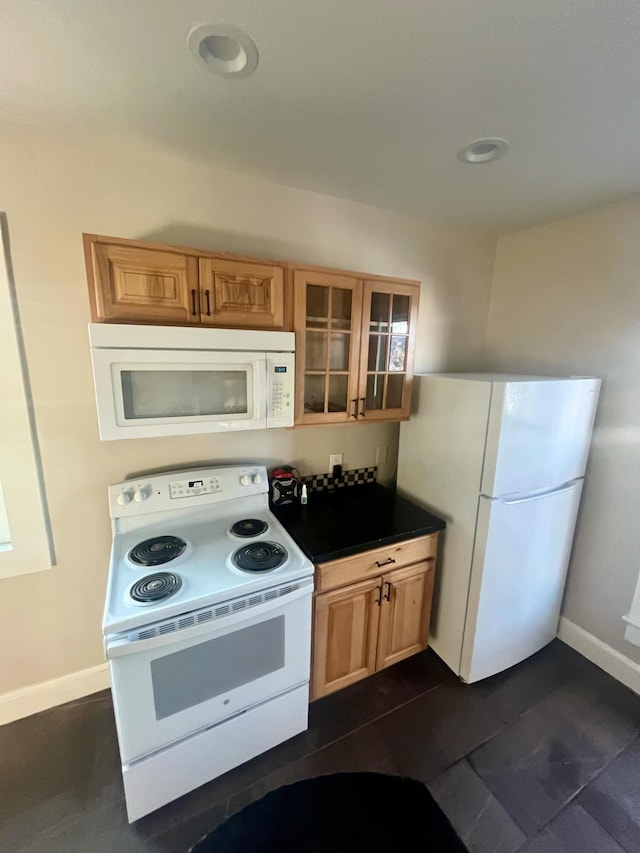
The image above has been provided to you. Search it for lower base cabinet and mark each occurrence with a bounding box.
[311,537,437,700]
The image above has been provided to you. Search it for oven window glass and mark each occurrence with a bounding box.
[120,369,248,419]
[151,616,285,719]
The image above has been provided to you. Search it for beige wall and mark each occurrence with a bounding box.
[485,197,640,664]
[0,122,496,695]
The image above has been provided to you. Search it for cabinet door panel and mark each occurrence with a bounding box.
[93,244,199,323]
[376,561,434,671]
[293,270,362,425]
[357,281,419,421]
[199,258,285,328]
[312,577,381,700]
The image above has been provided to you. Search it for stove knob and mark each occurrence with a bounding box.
[240,474,251,486]
[133,487,150,503]
[252,473,263,485]
[116,490,132,506]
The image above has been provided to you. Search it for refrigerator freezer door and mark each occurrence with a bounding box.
[481,378,600,497]
[460,480,583,683]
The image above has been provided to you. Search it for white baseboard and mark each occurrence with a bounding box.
[558,617,640,694]
[0,663,110,726]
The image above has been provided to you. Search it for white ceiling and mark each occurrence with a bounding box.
[2,0,640,230]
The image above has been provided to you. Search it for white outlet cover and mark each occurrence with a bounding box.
[329,453,343,470]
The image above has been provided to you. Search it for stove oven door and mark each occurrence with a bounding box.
[106,579,313,764]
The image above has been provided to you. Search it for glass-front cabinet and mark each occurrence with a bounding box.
[293,270,419,425]
[294,270,363,423]
[358,280,417,422]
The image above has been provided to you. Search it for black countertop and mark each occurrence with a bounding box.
[272,483,446,564]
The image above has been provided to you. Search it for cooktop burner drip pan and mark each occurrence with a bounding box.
[129,536,187,567]
[232,541,287,573]
[130,572,183,603]
[230,519,269,538]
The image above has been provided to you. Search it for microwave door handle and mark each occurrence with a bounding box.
[105,582,313,659]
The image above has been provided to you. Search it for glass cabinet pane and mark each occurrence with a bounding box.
[331,288,352,330]
[304,374,326,414]
[368,336,388,372]
[366,374,384,410]
[386,374,404,409]
[307,284,329,327]
[389,336,407,372]
[328,375,348,412]
[305,332,327,370]
[369,292,390,331]
[329,333,350,371]
[391,295,410,333]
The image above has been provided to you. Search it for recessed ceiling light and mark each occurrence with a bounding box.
[457,138,509,164]
[188,24,259,78]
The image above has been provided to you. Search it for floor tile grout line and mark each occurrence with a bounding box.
[479,732,639,848]
[578,796,635,853]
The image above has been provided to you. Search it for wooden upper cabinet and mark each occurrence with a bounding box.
[376,561,434,671]
[293,268,420,425]
[84,235,287,329]
[88,241,200,324]
[198,258,285,329]
[357,280,419,422]
[294,270,363,425]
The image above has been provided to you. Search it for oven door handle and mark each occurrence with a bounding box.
[105,580,313,659]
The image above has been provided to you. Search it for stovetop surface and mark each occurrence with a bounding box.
[103,495,313,635]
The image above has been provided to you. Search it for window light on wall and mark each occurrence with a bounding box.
[0,212,54,577]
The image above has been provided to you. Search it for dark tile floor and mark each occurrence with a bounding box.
[1,640,639,852]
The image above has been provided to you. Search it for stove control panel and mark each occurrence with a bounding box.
[169,477,223,499]
[110,465,269,517]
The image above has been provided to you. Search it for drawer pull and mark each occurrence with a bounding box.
[190,288,197,315]
[375,557,396,568]
[375,584,383,606]
[205,289,211,316]
[383,581,392,601]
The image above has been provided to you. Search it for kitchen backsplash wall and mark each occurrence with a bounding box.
[302,467,378,493]
[0,120,496,700]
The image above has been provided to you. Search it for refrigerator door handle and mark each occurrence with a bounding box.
[494,482,578,505]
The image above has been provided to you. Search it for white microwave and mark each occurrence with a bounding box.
[88,324,295,440]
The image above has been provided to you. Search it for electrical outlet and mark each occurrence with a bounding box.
[329,453,343,471]
[376,445,389,465]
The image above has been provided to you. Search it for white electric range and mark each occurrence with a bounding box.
[103,464,314,823]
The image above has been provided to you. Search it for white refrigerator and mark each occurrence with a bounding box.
[397,373,600,683]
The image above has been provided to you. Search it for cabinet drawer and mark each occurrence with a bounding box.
[316,534,438,592]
